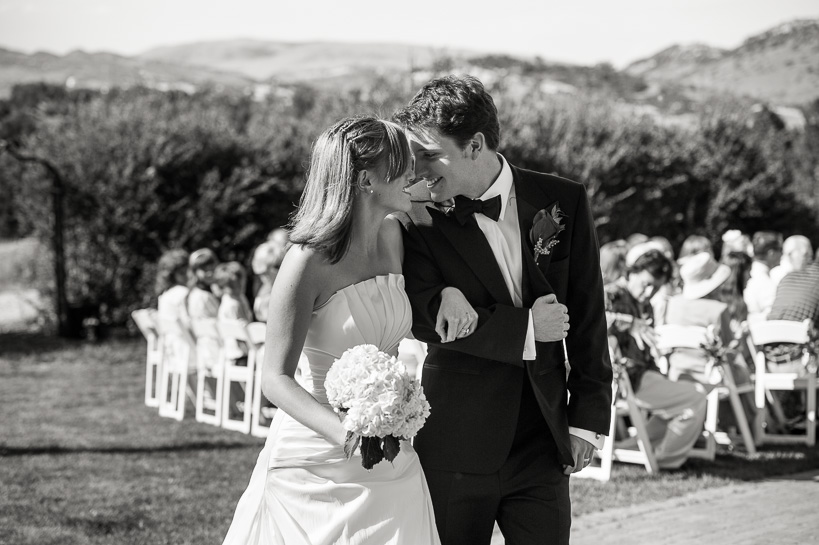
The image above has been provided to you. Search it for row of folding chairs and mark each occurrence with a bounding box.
[131,309,275,437]
[579,319,816,482]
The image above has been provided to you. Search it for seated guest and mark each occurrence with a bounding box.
[600,240,628,285]
[719,251,753,333]
[721,229,753,260]
[770,235,813,287]
[664,252,737,384]
[626,241,677,327]
[215,261,254,358]
[215,261,255,418]
[605,249,707,469]
[155,249,190,326]
[765,250,819,372]
[649,236,675,264]
[743,231,783,322]
[759,249,819,427]
[186,248,220,321]
[251,235,289,322]
[677,235,713,265]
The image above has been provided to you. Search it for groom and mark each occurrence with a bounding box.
[394,76,612,545]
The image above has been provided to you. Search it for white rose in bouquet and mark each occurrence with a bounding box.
[325,344,431,469]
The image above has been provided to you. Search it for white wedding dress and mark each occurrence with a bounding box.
[222,273,440,545]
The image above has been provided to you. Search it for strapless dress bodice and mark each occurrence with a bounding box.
[297,273,412,405]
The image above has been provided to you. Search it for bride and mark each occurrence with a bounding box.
[221,116,477,545]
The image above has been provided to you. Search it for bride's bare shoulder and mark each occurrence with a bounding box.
[381,215,404,246]
[381,215,405,263]
[278,244,333,290]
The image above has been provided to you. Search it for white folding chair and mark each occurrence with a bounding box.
[747,319,816,447]
[248,321,277,437]
[156,316,197,421]
[131,309,162,408]
[577,337,659,481]
[218,319,256,434]
[190,318,225,426]
[655,324,756,457]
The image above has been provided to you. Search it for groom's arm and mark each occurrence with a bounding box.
[400,217,529,367]
[563,186,613,434]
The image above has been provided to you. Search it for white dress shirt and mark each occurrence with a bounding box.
[473,155,603,449]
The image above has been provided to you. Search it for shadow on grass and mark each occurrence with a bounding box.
[64,510,147,538]
[675,445,819,482]
[0,441,255,457]
[0,332,83,357]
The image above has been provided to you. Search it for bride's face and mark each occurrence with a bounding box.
[370,159,415,214]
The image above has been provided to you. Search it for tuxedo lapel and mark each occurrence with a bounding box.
[513,169,554,303]
[426,204,514,307]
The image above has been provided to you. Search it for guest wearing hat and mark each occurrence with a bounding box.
[663,252,736,384]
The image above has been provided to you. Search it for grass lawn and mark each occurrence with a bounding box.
[2,333,818,544]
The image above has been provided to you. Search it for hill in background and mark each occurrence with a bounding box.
[627,19,819,105]
[0,19,817,107]
[138,39,473,82]
[0,47,253,97]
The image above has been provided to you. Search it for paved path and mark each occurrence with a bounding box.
[491,469,819,544]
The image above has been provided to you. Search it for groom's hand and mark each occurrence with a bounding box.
[532,294,569,342]
[563,435,596,475]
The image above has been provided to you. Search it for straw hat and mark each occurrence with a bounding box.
[680,252,731,300]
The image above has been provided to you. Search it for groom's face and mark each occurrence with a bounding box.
[408,128,476,203]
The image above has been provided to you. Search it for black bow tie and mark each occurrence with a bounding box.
[453,195,502,224]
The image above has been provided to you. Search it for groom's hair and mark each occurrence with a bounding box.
[393,75,500,151]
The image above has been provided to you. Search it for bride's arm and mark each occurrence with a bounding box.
[260,245,347,446]
[384,215,477,343]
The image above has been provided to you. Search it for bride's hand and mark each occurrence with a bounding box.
[436,287,478,343]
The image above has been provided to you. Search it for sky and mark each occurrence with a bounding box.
[0,0,817,67]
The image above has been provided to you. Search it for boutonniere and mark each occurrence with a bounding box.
[530,203,566,264]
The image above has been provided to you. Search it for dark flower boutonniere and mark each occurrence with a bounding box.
[530,203,566,264]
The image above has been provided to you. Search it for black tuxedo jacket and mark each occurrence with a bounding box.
[398,164,612,474]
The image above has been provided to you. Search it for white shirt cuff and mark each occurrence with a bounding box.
[523,310,536,360]
[569,427,606,450]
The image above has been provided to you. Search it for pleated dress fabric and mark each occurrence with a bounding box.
[221,274,440,545]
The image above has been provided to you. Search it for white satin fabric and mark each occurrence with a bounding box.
[222,274,440,545]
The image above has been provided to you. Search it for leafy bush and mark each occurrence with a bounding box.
[1,80,817,329]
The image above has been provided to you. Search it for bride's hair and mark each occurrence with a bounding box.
[288,116,412,264]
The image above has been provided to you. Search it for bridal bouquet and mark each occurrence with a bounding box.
[325,344,431,470]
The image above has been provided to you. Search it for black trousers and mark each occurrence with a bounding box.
[424,384,571,545]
